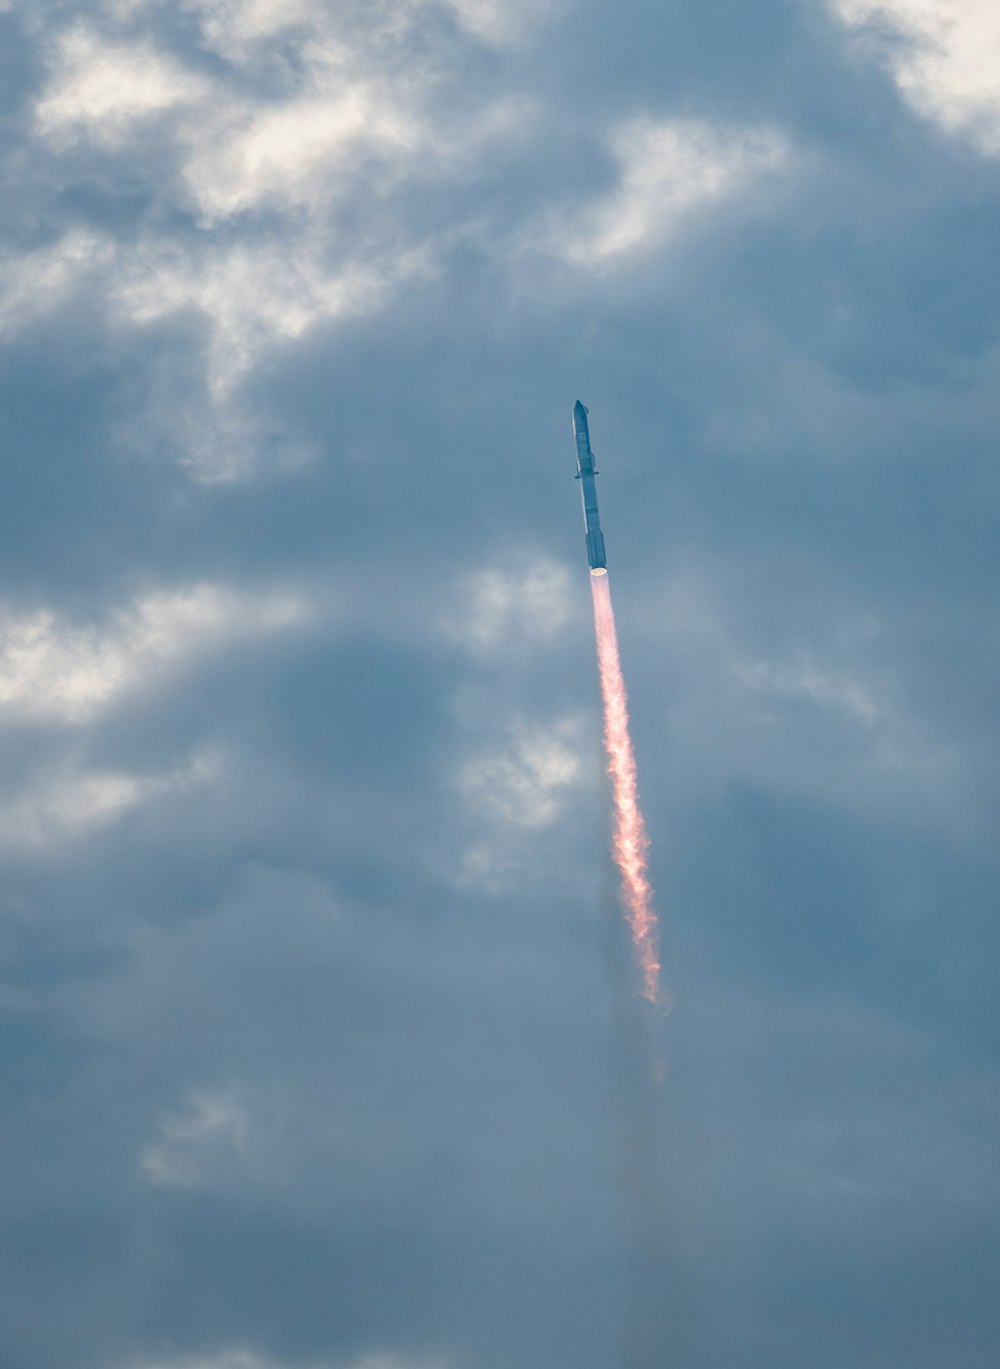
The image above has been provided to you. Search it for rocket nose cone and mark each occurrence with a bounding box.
[574,400,587,417]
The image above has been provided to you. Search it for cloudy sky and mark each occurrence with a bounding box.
[1,1,999,1366]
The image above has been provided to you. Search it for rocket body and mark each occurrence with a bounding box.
[573,400,607,572]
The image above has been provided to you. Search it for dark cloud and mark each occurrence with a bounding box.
[0,1,998,1367]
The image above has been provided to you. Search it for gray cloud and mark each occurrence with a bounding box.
[0,1,998,1367]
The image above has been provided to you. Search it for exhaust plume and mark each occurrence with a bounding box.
[590,569,660,1003]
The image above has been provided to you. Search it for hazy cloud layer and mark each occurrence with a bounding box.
[1,1,998,1368]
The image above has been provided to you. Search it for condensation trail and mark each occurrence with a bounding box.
[591,569,660,1003]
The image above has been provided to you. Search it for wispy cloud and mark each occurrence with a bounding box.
[10,3,790,479]
[36,25,210,147]
[117,233,433,399]
[141,1088,251,1187]
[733,653,879,727]
[0,750,221,851]
[454,713,586,891]
[13,1,548,478]
[459,714,584,829]
[444,557,573,655]
[0,230,114,338]
[0,584,307,723]
[537,117,789,266]
[832,0,1000,154]
[123,1351,450,1369]
[634,568,973,830]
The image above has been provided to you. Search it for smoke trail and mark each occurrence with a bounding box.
[590,569,660,1003]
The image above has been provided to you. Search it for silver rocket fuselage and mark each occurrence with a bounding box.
[573,400,607,572]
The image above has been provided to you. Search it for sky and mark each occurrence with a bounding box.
[1,1,999,1367]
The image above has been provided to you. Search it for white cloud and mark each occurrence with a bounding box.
[0,584,307,724]
[831,0,1000,154]
[453,839,517,894]
[440,0,553,44]
[17,12,781,484]
[123,1352,448,1369]
[141,1089,250,1187]
[0,219,424,479]
[541,117,789,265]
[181,0,542,58]
[32,3,532,223]
[181,0,317,56]
[0,230,113,337]
[445,557,572,654]
[180,91,422,222]
[0,770,144,846]
[0,750,221,851]
[459,714,584,829]
[113,228,433,479]
[734,653,879,726]
[32,14,429,223]
[22,2,540,478]
[130,1356,269,1369]
[36,26,209,146]
[116,233,432,398]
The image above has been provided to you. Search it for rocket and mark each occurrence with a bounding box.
[573,400,607,575]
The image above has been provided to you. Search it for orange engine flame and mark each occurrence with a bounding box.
[591,570,660,1003]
